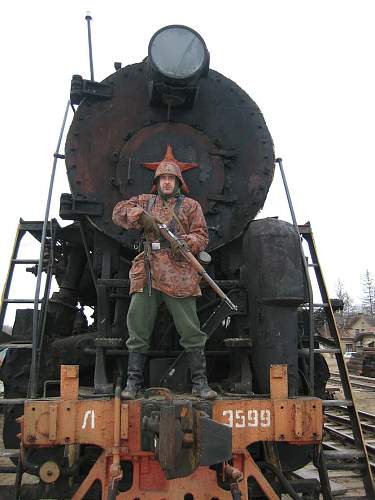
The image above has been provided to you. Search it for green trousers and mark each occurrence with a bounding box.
[126,289,207,352]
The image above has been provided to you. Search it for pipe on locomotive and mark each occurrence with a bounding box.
[276,158,315,395]
[30,13,96,397]
[85,12,95,81]
[29,101,71,398]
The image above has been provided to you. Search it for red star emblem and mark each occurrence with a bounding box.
[144,144,198,174]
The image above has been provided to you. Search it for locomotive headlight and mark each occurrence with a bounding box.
[148,25,209,83]
[147,25,209,109]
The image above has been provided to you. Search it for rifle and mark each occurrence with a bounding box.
[145,213,238,311]
[143,241,152,297]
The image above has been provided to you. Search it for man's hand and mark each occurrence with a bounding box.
[139,212,160,237]
[170,238,190,257]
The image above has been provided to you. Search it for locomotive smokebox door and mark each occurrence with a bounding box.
[65,24,275,252]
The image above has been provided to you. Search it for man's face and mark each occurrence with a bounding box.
[159,174,176,195]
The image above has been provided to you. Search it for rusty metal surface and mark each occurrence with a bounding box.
[65,63,275,252]
[212,365,322,449]
[19,365,323,499]
[23,397,321,450]
[39,460,60,483]
[213,398,322,449]
[270,364,288,399]
[121,126,222,206]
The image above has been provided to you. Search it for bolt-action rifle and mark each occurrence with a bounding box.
[145,212,238,311]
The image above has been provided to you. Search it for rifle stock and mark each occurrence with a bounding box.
[155,220,238,311]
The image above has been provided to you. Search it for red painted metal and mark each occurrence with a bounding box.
[20,365,323,499]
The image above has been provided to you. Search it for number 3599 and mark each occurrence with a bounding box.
[222,409,271,428]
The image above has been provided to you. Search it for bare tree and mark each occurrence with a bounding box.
[361,269,375,317]
[335,279,354,321]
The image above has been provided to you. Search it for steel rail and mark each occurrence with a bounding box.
[323,442,375,472]
[329,376,375,392]
[357,409,375,421]
[330,406,375,423]
[325,412,375,434]
[331,372,375,383]
[324,424,375,456]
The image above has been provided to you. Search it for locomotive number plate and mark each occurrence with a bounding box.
[222,409,271,428]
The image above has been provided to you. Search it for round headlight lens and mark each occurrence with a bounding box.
[149,26,206,80]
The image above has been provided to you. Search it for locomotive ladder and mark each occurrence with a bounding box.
[0,219,58,481]
[0,101,70,498]
[276,158,375,499]
[0,219,58,333]
[0,218,59,368]
[300,224,375,499]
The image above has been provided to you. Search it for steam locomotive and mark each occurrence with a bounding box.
[0,25,329,499]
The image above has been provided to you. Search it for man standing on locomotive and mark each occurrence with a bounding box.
[112,146,217,400]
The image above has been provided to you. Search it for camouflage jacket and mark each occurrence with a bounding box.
[112,194,208,297]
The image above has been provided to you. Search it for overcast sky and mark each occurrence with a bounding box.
[0,0,374,324]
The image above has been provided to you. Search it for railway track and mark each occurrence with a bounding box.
[329,372,375,392]
[324,406,375,472]
[318,406,375,496]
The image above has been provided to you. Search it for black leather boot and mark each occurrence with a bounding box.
[121,352,146,400]
[187,350,217,399]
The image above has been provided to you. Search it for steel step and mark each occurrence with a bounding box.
[0,343,32,349]
[11,259,39,264]
[0,449,20,458]
[0,466,17,473]
[323,400,353,407]
[3,299,42,304]
[323,450,365,459]
[315,348,340,353]
[0,399,25,405]
[326,462,366,470]
[334,497,369,499]
[299,348,340,355]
